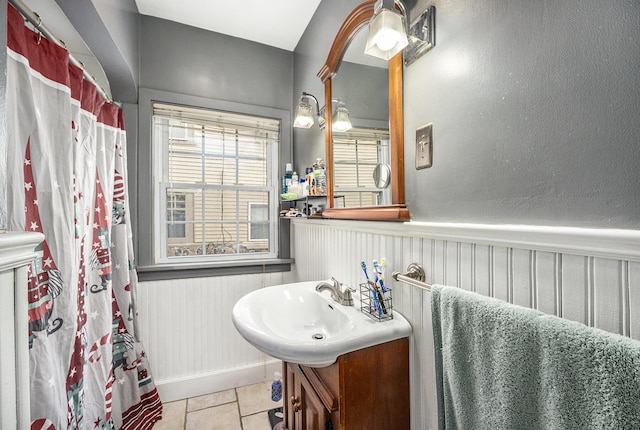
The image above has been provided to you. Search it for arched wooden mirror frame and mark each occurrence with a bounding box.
[318,0,409,221]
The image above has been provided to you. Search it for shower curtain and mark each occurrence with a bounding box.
[6,4,162,429]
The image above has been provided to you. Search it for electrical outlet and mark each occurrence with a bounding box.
[415,123,433,169]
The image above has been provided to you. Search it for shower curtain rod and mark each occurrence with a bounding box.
[8,0,115,104]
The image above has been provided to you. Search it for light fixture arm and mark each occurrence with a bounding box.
[393,0,410,34]
[373,0,409,32]
[302,92,326,129]
[302,92,321,117]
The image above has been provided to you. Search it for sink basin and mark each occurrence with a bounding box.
[232,281,412,367]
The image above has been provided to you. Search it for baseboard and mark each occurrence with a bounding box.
[155,360,282,403]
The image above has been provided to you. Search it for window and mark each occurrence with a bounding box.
[152,102,279,263]
[332,127,391,207]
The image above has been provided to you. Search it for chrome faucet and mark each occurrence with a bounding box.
[315,277,355,306]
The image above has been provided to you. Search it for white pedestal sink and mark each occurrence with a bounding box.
[232,280,412,367]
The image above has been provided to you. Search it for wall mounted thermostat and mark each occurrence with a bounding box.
[415,123,433,169]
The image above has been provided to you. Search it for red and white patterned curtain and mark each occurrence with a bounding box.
[6,4,162,429]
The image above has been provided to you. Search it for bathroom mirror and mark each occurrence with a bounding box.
[318,0,409,221]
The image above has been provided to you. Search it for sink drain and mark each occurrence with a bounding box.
[312,333,325,340]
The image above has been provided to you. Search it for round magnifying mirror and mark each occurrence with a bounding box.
[373,163,391,189]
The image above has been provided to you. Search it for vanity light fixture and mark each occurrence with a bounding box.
[364,0,408,60]
[293,92,325,129]
[332,100,352,132]
[364,0,436,65]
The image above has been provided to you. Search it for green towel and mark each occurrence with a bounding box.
[431,284,640,430]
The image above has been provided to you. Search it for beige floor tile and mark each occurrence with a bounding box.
[153,399,186,430]
[236,380,283,416]
[241,412,273,430]
[187,389,237,412]
[186,402,241,430]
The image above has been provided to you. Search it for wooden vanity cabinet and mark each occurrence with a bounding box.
[283,337,409,430]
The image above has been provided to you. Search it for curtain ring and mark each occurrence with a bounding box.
[33,12,42,29]
[36,32,42,45]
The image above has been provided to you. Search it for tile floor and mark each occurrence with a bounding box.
[153,380,283,430]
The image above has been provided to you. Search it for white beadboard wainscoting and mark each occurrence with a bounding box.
[137,271,294,402]
[290,219,640,430]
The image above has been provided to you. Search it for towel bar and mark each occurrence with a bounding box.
[392,263,432,292]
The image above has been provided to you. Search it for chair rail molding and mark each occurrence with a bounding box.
[293,219,640,262]
[0,231,45,271]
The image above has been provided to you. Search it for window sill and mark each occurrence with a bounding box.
[136,258,293,282]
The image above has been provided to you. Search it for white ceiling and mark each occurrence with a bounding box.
[134,0,322,51]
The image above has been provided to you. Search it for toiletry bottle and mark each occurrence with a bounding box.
[305,166,313,196]
[290,171,299,197]
[300,177,308,197]
[314,158,326,195]
[271,371,283,402]
[318,164,326,195]
[282,163,293,194]
[312,159,321,195]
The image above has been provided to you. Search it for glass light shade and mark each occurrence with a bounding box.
[293,101,314,128]
[364,8,409,60]
[332,106,352,132]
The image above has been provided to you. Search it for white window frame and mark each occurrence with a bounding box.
[152,102,279,265]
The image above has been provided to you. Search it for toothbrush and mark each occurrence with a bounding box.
[373,259,387,293]
[360,261,371,282]
[379,258,390,314]
[368,281,384,316]
[361,261,383,315]
[371,260,388,315]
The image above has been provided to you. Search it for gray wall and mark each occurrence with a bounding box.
[139,16,294,111]
[56,0,139,102]
[404,0,640,228]
[297,0,640,229]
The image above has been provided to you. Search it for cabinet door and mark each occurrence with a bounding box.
[285,362,297,429]
[285,362,332,430]
[298,369,331,430]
